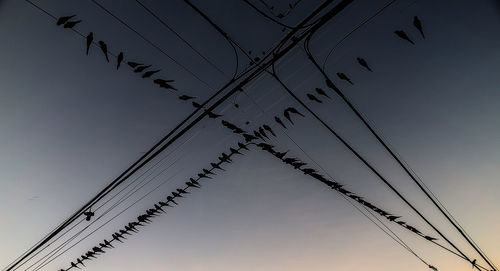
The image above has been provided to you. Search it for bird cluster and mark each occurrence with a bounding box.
[59,142,254,271]
[273,107,305,129]
[394,16,425,45]
[54,14,224,118]
[222,120,439,244]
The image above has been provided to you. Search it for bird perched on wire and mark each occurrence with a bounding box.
[134,64,152,73]
[127,61,143,68]
[285,107,305,117]
[116,52,123,70]
[154,79,176,90]
[263,125,276,137]
[413,16,425,39]
[205,109,223,119]
[64,20,82,29]
[336,72,354,85]
[179,95,194,101]
[394,30,415,45]
[85,32,93,55]
[56,15,76,25]
[274,116,286,129]
[428,265,438,271]
[98,40,109,62]
[142,69,161,78]
[315,87,330,98]
[259,127,269,139]
[307,93,322,103]
[238,142,249,150]
[356,57,372,72]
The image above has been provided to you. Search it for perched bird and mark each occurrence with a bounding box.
[292,161,307,169]
[192,101,202,108]
[275,116,286,129]
[56,15,76,26]
[171,191,183,198]
[98,40,109,62]
[307,93,322,103]
[154,204,166,213]
[81,255,90,261]
[116,52,124,70]
[186,181,200,188]
[198,173,212,179]
[325,78,338,91]
[112,233,123,243]
[84,210,94,221]
[85,32,93,55]
[104,239,114,248]
[233,128,244,134]
[127,61,143,68]
[142,69,161,78]
[205,110,223,119]
[154,79,176,90]
[283,157,299,164]
[177,188,189,194]
[203,168,215,175]
[394,30,415,45]
[253,130,265,141]
[243,133,258,142]
[211,162,224,171]
[71,261,80,269]
[356,57,372,72]
[134,64,152,73]
[259,127,269,139]
[275,151,288,159]
[286,107,305,117]
[189,178,201,186]
[387,215,401,221]
[424,235,438,241]
[93,246,105,253]
[263,125,276,137]
[230,147,242,155]
[166,196,178,205]
[238,142,249,150]
[336,72,354,85]
[120,229,132,236]
[219,152,232,162]
[283,110,293,124]
[302,168,317,175]
[471,259,477,268]
[64,20,81,28]
[413,16,425,39]
[179,95,194,101]
[428,265,438,271]
[159,201,171,207]
[315,87,330,98]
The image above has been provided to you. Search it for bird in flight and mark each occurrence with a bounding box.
[98,40,109,62]
[356,57,372,72]
[413,16,425,39]
[307,93,322,103]
[336,72,354,85]
[117,52,124,70]
[394,30,415,45]
[315,87,330,98]
[56,15,76,25]
[179,95,194,101]
[142,69,161,78]
[275,116,286,129]
[85,32,93,55]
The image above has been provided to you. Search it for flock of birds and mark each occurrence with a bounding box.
[60,140,257,271]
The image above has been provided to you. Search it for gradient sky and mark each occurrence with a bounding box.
[1,0,499,270]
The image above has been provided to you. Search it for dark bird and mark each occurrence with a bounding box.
[292,162,307,169]
[315,87,330,98]
[283,110,293,124]
[112,233,123,243]
[428,265,438,271]
[233,128,244,134]
[179,95,194,101]
[230,147,242,155]
[77,258,86,266]
[98,40,109,62]
[86,251,97,259]
[263,125,276,137]
[71,262,80,269]
[159,201,171,207]
[394,30,415,45]
[211,162,224,171]
[253,130,265,141]
[275,116,286,129]
[154,204,166,213]
[396,221,407,226]
[198,173,212,179]
[116,52,123,70]
[243,133,258,142]
[424,235,438,241]
[172,191,183,198]
[413,16,425,39]
[177,188,189,194]
[336,72,354,85]
[154,79,177,90]
[387,215,401,221]
[142,69,161,78]
[85,32,93,55]
[203,168,215,175]
[307,93,322,103]
[120,229,132,236]
[286,107,305,117]
[127,61,143,68]
[205,110,223,119]
[356,57,372,72]
[238,142,249,150]
[166,196,178,204]
[104,239,114,248]
[84,211,94,221]
[219,152,232,162]
[283,157,299,164]
[93,246,105,254]
[81,255,90,261]
[471,259,477,268]
[64,20,82,29]
[186,181,200,188]
[259,127,269,139]
[56,15,76,26]
[192,101,202,108]
[134,64,152,73]
[190,178,200,186]
[302,168,317,175]
[275,151,288,159]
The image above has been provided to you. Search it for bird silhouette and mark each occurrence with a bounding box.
[171,191,183,198]
[93,246,105,253]
[86,251,97,259]
[356,57,372,72]
[230,147,242,155]
[259,127,269,139]
[159,201,172,207]
[336,72,354,85]
[262,125,276,137]
[307,93,322,103]
[198,173,212,179]
[134,65,152,73]
[166,196,178,204]
[283,110,293,124]
[154,79,176,90]
[238,142,249,150]
[413,16,425,39]
[219,152,232,162]
[275,151,288,159]
[177,188,189,194]
[424,235,438,241]
[286,107,305,117]
[84,211,94,221]
[178,95,194,101]
[253,130,265,141]
[104,239,114,248]
[142,69,161,78]
[85,32,93,55]
[186,181,200,188]
[205,110,222,119]
[56,15,76,25]
[387,215,401,221]
[283,157,299,164]
[64,20,81,28]
[394,30,415,45]
[301,168,317,175]
[98,40,109,62]
[315,87,330,98]
[243,133,258,142]
[189,178,201,186]
[71,262,80,269]
[275,116,286,129]
[233,127,244,134]
[120,229,133,235]
[203,168,215,175]
[396,221,407,226]
[154,204,166,213]
[211,162,224,171]
[81,255,90,261]
[292,162,307,169]
[428,265,438,271]
[112,233,124,243]
[471,259,477,268]
[116,52,123,70]
[192,101,202,108]
[127,61,143,68]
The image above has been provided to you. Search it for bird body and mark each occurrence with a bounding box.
[179,95,194,101]
[63,20,82,29]
[283,110,293,124]
[394,30,415,45]
[116,52,124,70]
[98,40,109,62]
[86,32,93,55]
[336,72,354,85]
[413,16,425,38]
[263,125,276,137]
[142,69,161,78]
[356,57,372,72]
[127,61,143,68]
[238,142,249,150]
[56,15,76,25]
[275,116,286,129]
[134,65,152,73]
[307,93,322,103]
[315,87,330,98]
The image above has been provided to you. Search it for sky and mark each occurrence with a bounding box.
[0,0,499,270]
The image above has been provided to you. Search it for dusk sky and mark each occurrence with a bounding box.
[1,0,499,271]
